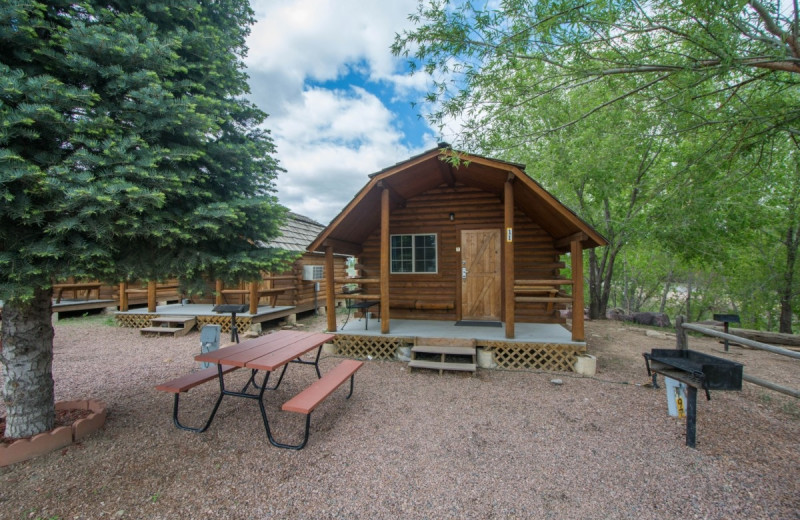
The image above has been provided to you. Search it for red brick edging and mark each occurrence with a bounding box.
[0,399,107,467]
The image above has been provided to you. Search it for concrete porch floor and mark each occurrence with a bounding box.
[115,303,295,319]
[336,316,584,346]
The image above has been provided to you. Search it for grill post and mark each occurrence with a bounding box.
[686,386,697,448]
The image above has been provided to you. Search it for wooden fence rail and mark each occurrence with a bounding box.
[676,316,800,398]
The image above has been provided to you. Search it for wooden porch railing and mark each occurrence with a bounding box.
[215,277,295,315]
[119,281,179,312]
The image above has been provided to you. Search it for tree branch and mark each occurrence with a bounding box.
[749,0,800,58]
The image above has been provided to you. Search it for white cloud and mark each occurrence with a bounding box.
[243,0,440,224]
[272,87,436,224]
[246,0,424,117]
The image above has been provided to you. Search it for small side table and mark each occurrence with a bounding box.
[345,300,380,330]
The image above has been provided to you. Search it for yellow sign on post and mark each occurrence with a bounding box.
[506,228,513,242]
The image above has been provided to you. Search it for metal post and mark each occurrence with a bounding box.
[686,386,697,448]
[723,321,730,352]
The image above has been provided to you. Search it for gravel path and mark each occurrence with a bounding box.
[1,314,798,519]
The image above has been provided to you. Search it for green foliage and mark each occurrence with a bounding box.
[395,0,799,150]
[0,0,288,302]
[395,0,800,329]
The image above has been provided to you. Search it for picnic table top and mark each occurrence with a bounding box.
[195,330,334,372]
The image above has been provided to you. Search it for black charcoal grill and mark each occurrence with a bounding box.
[644,349,743,448]
[213,304,249,343]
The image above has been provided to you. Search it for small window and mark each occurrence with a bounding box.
[391,234,437,274]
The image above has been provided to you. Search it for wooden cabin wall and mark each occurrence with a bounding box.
[357,183,566,323]
[274,253,347,310]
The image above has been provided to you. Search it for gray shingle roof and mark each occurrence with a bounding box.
[265,212,325,252]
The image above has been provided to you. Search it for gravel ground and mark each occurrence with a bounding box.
[1,312,798,520]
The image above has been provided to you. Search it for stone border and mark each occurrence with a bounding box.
[0,399,107,467]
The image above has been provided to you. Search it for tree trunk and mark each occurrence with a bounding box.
[659,269,673,314]
[0,287,55,439]
[778,219,798,334]
[587,244,620,319]
[685,275,693,322]
[588,249,604,319]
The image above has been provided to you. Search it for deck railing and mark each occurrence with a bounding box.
[675,315,800,398]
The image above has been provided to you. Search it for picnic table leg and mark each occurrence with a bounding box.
[289,345,323,378]
[264,372,358,450]
[170,364,231,433]
[170,392,225,433]
[260,404,312,451]
[243,366,288,392]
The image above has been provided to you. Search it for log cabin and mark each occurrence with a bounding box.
[308,145,608,369]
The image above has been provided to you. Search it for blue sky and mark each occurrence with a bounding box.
[244,0,441,224]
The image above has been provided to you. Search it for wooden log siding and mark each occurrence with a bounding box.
[357,184,566,324]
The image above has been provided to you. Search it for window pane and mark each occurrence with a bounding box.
[392,233,437,273]
[391,235,413,273]
[414,234,437,273]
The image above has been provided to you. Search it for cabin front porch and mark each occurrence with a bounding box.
[333,317,587,372]
[114,302,311,335]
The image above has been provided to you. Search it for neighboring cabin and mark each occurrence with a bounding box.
[171,212,347,315]
[51,213,346,327]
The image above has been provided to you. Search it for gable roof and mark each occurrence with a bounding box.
[308,146,607,255]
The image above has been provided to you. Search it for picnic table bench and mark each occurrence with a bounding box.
[513,279,574,314]
[53,282,102,303]
[155,331,363,450]
[155,365,239,433]
[280,359,363,449]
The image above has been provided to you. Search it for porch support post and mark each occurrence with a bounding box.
[570,239,585,341]
[119,282,128,312]
[325,245,337,332]
[249,281,258,315]
[380,185,391,334]
[504,175,515,339]
[215,280,223,306]
[147,280,156,313]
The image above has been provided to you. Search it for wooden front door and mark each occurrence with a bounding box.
[460,229,502,321]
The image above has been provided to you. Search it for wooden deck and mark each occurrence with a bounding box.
[114,303,314,333]
[333,318,587,372]
[1,298,117,317]
[337,318,582,345]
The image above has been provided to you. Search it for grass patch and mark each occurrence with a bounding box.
[55,312,116,328]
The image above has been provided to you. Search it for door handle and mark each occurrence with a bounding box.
[462,267,468,279]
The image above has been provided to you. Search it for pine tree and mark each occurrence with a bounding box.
[0,1,288,438]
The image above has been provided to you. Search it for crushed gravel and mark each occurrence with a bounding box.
[0,313,798,519]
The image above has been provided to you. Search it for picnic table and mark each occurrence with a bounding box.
[157,330,363,449]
